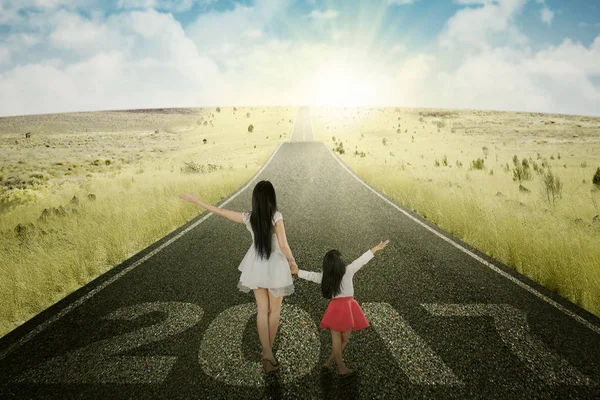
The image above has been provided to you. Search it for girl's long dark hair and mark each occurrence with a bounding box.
[250,180,277,259]
[321,250,346,299]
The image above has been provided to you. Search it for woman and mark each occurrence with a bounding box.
[179,180,296,373]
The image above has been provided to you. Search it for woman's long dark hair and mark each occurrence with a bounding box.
[321,250,346,299]
[250,180,277,259]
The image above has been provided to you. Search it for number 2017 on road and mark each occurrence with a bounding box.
[13,301,592,387]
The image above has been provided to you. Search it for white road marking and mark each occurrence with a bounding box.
[198,303,319,386]
[0,143,284,361]
[363,302,463,385]
[423,303,592,385]
[15,302,204,383]
[326,146,600,335]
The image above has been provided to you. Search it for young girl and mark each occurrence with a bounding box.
[179,180,297,373]
[290,240,390,376]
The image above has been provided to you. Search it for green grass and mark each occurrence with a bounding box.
[312,106,600,317]
[0,106,296,337]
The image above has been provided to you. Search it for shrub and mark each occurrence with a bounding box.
[382,138,387,146]
[456,160,463,168]
[442,155,448,167]
[181,161,205,173]
[246,112,251,118]
[512,164,532,182]
[581,161,587,168]
[0,188,39,209]
[471,158,485,170]
[542,171,562,207]
[593,167,600,187]
[334,141,345,155]
[482,146,489,156]
[434,160,440,167]
[216,107,221,113]
[332,136,336,141]
[248,124,254,133]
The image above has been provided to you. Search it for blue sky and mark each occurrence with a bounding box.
[0,0,599,116]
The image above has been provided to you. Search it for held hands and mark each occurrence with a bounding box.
[289,261,299,275]
[371,239,390,254]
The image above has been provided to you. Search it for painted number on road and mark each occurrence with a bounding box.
[363,302,463,385]
[199,303,319,387]
[422,303,592,385]
[15,302,204,384]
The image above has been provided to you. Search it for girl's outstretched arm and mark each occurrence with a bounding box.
[178,193,244,224]
[347,239,391,274]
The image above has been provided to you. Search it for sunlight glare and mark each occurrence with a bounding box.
[310,63,380,107]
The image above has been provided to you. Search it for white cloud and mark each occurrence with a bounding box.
[116,0,212,12]
[391,43,406,54]
[0,47,10,65]
[540,6,553,26]
[0,8,222,116]
[439,0,528,51]
[307,9,339,20]
[50,11,113,53]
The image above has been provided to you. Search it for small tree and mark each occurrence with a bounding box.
[542,171,562,207]
[334,141,345,155]
[248,124,254,133]
[593,167,600,187]
[471,158,485,170]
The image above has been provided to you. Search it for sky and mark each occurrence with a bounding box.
[0,0,599,117]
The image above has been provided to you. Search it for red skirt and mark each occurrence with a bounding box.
[320,296,370,332]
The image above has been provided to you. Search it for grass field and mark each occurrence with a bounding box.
[311,107,600,317]
[0,107,296,337]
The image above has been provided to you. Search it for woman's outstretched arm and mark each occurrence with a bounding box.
[178,193,244,224]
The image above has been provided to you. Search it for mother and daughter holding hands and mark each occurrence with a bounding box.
[179,180,389,377]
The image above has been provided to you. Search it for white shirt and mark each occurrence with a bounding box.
[297,250,374,298]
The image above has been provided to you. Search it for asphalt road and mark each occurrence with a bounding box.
[1,107,599,399]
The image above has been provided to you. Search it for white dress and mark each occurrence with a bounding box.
[237,211,295,297]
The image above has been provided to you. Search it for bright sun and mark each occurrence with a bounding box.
[310,63,380,107]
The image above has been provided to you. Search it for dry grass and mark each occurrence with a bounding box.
[312,106,600,317]
[0,106,296,337]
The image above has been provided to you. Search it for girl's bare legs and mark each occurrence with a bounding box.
[330,330,352,374]
[324,330,351,368]
[325,330,351,369]
[267,290,283,350]
[253,289,277,367]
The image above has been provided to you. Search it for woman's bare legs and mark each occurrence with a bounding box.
[267,290,283,350]
[253,289,277,369]
[324,329,351,368]
[324,330,351,369]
